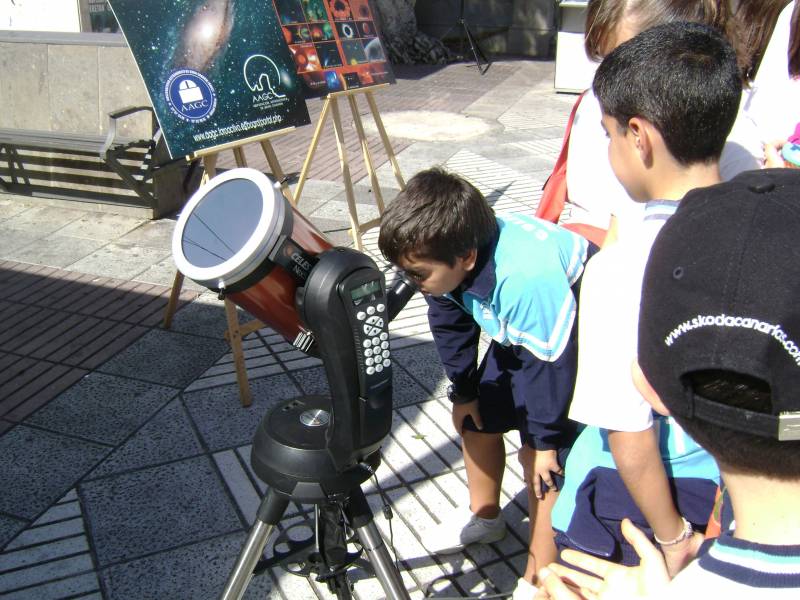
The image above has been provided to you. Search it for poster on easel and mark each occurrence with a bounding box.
[273,0,395,97]
[108,0,311,159]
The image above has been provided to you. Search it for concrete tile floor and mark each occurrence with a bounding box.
[0,58,577,599]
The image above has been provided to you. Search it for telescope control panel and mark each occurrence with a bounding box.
[343,273,392,396]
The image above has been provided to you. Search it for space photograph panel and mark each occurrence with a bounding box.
[109,0,311,158]
[274,0,396,97]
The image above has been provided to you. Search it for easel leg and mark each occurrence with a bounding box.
[162,271,185,329]
[163,154,218,330]
[330,97,363,250]
[294,97,332,206]
[365,91,405,191]
[220,489,290,600]
[225,297,252,407]
[260,139,295,206]
[347,94,385,214]
[233,146,248,168]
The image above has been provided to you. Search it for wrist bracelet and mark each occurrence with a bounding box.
[654,516,693,546]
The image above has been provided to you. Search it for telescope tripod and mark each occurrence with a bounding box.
[219,395,410,600]
[221,483,407,600]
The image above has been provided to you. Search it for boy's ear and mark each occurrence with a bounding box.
[627,117,654,167]
[461,248,478,271]
[631,360,670,416]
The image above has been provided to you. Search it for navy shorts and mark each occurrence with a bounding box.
[460,338,578,492]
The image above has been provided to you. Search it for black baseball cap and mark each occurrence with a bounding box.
[638,168,800,441]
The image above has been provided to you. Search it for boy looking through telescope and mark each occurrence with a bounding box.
[378,168,596,589]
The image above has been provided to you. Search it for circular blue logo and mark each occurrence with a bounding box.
[164,69,217,123]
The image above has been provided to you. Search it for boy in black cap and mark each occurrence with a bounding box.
[536,168,800,598]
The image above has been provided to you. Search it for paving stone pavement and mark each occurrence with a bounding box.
[0,59,577,599]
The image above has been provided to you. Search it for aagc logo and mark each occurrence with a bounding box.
[243,54,288,109]
[164,69,217,123]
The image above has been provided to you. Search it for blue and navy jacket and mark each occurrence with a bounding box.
[427,213,590,449]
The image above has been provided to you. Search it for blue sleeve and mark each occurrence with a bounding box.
[426,294,481,398]
[511,339,578,450]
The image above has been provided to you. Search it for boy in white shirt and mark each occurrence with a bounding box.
[551,21,742,575]
[537,167,800,600]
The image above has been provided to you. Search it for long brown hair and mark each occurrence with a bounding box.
[734,0,793,79]
[584,1,745,75]
[585,0,732,60]
[790,0,800,76]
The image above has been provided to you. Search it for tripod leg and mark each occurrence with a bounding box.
[462,20,491,74]
[346,488,410,600]
[220,489,290,600]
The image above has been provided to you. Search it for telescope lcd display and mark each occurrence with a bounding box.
[350,279,381,304]
[181,178,263,268]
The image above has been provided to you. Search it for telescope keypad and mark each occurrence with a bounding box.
[348,282,391,386]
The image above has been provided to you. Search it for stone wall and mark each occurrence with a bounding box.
[415,0,558,58]
[0,31,151,140]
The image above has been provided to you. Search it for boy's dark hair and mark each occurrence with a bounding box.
[670,370,800,478]
[378,168,497,266]
[593,21,742,165]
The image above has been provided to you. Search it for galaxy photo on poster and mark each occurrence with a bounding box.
[271,0,394,97]
[108,0,310,158]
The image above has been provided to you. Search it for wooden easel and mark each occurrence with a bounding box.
[293,84,405,250]
[163,127,296,407]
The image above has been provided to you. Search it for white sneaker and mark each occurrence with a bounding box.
[511,578,538,600]
[425,509,506,554]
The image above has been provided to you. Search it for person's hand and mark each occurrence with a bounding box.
[519,446,563,500]
[660,530,703,577]
[763,139,788,168]
[451,399,482,434]
[532,448,563,500]
[535,519,671,599]
[534,567,586,599]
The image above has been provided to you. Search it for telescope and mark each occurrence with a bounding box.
[172,168,416,600]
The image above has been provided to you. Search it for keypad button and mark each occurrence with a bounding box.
[362,324,371,335]
[366,316,378,325]
[380,341,389,350]
[366,366,375,375]
[372,337,380,346]
[367,306,376,315]
[383,359,391,367]
[366,357,374,366]
[382,350,390,358]
[379,332,388,341]
[375,364,383,373]
[364,348,373,357]
[356,311,366,321]
[377,303,385,312]
[375,318,384,328]
[363,339,371,348]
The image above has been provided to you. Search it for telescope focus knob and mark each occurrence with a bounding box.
[292,329,316,353]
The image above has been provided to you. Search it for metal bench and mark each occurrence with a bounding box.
[0,106,194,217]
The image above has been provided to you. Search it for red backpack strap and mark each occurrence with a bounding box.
[536,91,587,223]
